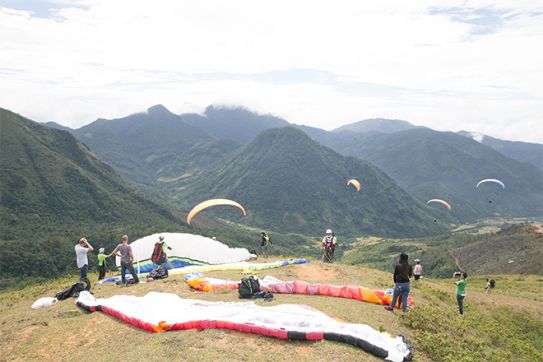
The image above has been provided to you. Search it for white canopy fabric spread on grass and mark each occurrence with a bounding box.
[116,233,252,268]
[76,291,413,362]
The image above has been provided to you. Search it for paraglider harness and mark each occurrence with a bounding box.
[238,276,273,301]
[148,265,168,280]
[322,235,336,263]
[55,277,91,300]
[151,242,166,264]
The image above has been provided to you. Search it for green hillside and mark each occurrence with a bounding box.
[0,108,183,286]
[458,130,543,171]
[71,105,240,197]
[343,223,543,278]
[175,127,448,237]
[334,128,543,222]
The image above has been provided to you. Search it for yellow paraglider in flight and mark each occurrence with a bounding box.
[346,179,361,192]
[426,199,452,212]
[186,199,247,225]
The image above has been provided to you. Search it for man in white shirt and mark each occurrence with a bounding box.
[75,237,94,280]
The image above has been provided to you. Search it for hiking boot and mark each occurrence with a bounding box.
[384,306,394,312]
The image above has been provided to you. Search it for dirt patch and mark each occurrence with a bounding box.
[292,263,341,282]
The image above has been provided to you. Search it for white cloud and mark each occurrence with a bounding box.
[0,0,542,142]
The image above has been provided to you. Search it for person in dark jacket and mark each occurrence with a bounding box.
[260,232,272,259]
[385,253,413,313]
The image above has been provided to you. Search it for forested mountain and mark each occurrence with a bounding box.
[458,130,543,171]
[333,128,543,221]
[71,105,240,196]
[185,105,290,143]
[332,118,421,134]
[175,127,447,237]
[0,108,180,286]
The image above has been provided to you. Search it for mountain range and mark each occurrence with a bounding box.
[48,104,543,225]
[173,127,447,237]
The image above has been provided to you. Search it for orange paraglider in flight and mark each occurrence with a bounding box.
[426,199,452,212]
[346,179,361,192]
[186,199,247,225]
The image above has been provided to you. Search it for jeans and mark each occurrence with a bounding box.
[79,264,88,280]
[389,282,410,312]
[121,261,139,284]
[457,294,465,315]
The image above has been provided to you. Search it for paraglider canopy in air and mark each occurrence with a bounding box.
[476,179,505,189]
[346,179,361,192]
[426,199,452,212]
[186,199,247,225]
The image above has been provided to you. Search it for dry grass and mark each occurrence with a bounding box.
[1,261,541,361]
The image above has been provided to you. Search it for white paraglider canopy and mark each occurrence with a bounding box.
[115,233,252,269]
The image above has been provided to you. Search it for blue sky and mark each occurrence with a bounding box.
[0,0,542,142]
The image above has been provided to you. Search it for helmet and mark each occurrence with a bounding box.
[326,229,332,234]
[99,248,105,253]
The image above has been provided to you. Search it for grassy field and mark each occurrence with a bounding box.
[1,260,542,362]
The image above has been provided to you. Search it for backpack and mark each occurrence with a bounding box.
[239,276,261,299]
[489,279,496,288]
[148,265,168,280]
[55,278,90,300]
[151,242,163,264]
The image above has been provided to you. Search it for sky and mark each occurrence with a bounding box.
[1,0,542,143]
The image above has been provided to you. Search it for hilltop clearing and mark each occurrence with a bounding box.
[1,261,541,361]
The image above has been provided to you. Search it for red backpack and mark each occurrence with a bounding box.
[151,242,163,264]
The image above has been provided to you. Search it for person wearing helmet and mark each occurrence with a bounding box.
[322,229,337,263]
[413,259,422,280]
[97,247,108,280]
[260,231,272,259]
[157,235,174,269]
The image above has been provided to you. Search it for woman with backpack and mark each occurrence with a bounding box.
[385,253,413,313]
[152,235,174,269]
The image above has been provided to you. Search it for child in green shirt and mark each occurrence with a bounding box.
[97,248,107,280]
[454,271,468,316]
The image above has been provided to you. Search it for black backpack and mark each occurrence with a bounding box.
[148,265,169,280]
[239,276,261,299]
[55,278,91,300]
[489,279,496,288]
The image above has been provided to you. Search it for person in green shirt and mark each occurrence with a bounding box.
[454,271,468,316]
[97,248,107,280]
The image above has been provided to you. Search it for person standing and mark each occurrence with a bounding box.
[154,235,174,269]
[75,238,93,280]
[454,271,468,316]
[97,248,107,280]
[260,232,272,259]
[413,259,423,280]
[322,229,337,263]
[385,253,413,313]
[109,235,139,285]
